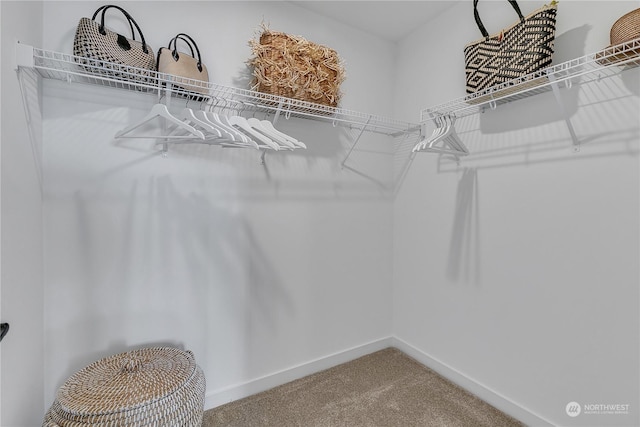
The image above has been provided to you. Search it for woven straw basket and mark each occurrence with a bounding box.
[43,347,205,427]
[596,8,640,66]
[249,28,345,108]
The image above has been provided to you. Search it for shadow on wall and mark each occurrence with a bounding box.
[446,168,480,284]
[432,68,639,172]
[35,75,398,198]
[50,174,293,397]
[621,64,640,95]
[479,24,591,134]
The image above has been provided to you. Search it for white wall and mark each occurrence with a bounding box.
[40,0,395,413]
[5,1,638,425]
[393,1,639,426]
[0,2,45,426]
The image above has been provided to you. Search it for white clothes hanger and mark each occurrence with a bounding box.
[414,115,446,152]
[228,116,280,150]
[176,108,222,138]
[115,103,205,140]
[210,98,258,146]
[413,115,468,156]
[194,110,233,139]
[165,114,261,150]
[247,118,296,150]
[203,110,260,149]
[439,115,468,154]
[260,120,307,149]
[205,111,249,144]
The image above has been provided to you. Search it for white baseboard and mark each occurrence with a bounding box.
[205,335,554,426]
[205,336,394,410]
[390,337,554,427]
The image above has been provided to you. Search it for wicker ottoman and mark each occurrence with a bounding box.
[43,347,205,426]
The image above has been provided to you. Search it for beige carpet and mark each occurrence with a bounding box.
[203,348,524,427]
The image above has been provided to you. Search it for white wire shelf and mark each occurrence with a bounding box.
[16,44,419,138]
[421,37,640,122]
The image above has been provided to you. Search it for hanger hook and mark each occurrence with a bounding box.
[284,99,292,120]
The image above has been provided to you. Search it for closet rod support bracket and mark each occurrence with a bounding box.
[547,71,580,151]
[341,115,372,169]
[14,41,34,70]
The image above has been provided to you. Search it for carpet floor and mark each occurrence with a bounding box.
[202,347,524,427]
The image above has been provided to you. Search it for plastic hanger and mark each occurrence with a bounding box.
[193,110,235,140]
[211,98,259,146]
[259,120,307,149]
[413,115,468,156]
[176,108,222,138]
[414,116,438,151]
[206,112,247,143]
[228,116,280,150]
[439,115,468,154]
[247,118,296,150]
[165,110,262,149]
[203,107,261,149]
[115,103,205,140]
[414,115,446,151]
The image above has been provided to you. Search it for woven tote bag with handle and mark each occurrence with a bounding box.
[464,0,557,96]
[73,4,156,83]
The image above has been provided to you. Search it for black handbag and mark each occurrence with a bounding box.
[73,5,156,82]
[464,0,557,95]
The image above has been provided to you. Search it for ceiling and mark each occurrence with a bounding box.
[288,1,459,42]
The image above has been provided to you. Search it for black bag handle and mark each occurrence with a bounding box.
[168,35,195,59]
[91,5,134,40]
[91,5,150,54]
[473,0,525,39]
[169,33,203,72]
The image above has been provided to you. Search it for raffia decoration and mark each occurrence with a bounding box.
[248,26,345,107]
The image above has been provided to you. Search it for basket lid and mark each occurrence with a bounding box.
[608,8,640,47]
[56,347,197,416]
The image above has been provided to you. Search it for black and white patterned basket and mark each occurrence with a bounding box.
[73,5,156,85]
[464,1,557,96]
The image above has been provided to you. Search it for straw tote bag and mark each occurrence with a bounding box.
[464,0,557,95]
[73,5,156,81]
[157,33,210,95]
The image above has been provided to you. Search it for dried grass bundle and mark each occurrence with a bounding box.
[248,26,345,107]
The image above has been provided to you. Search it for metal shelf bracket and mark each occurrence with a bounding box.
[341,115,372,168]
[547,71,580,152]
